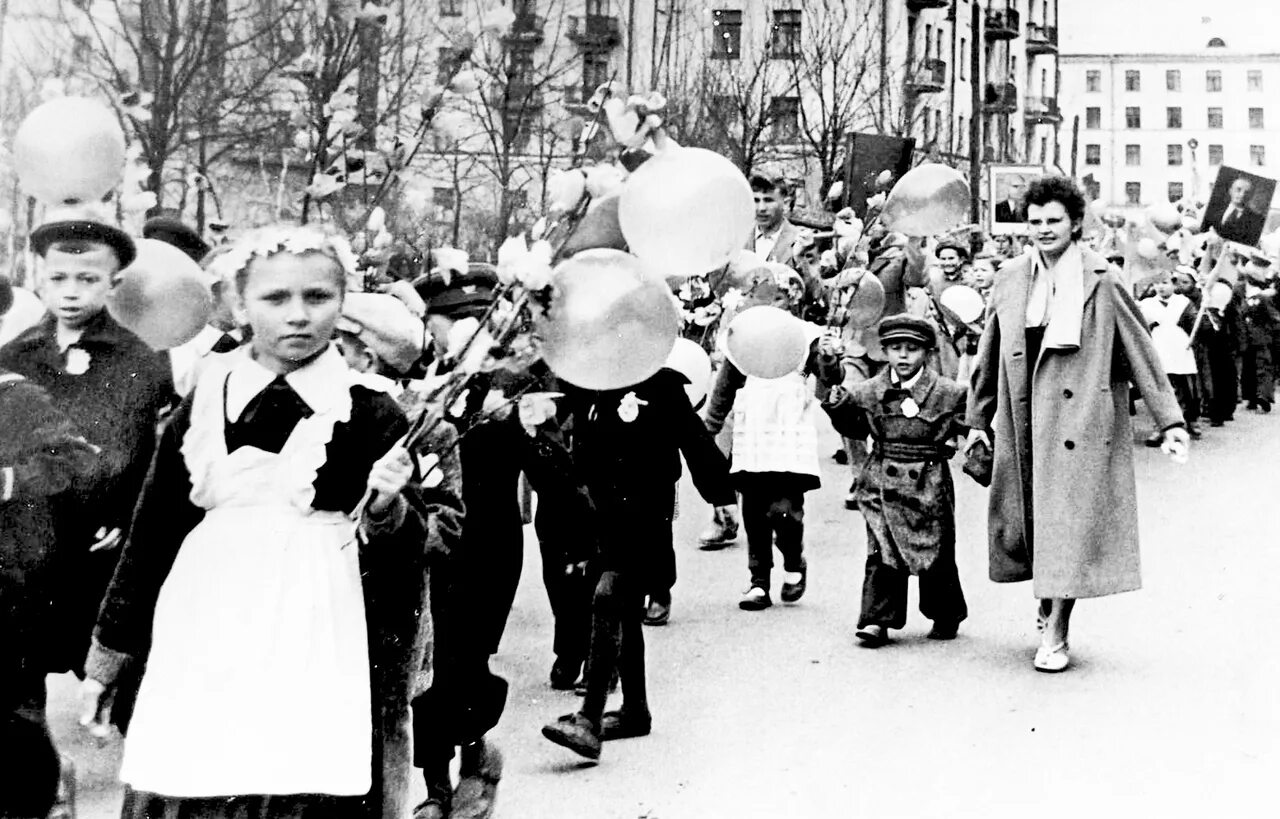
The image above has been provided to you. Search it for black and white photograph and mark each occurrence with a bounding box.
[1200,166,1276,247]
[0,2,1277,819]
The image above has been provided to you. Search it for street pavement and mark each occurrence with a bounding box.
[50,405,1279,819]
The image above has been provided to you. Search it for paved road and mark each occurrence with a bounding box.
[51,406,1279,818]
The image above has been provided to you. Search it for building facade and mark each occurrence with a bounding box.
[1060,40,1280,208]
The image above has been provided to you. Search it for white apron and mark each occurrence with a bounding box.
[1140,294,1197,375]
[120,352,372,797]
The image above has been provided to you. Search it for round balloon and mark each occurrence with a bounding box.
[537,249,679,390]
[879,163,970,238]
[665,337,713,407]
[558,193,627,257]
[618,147,754,278]
[14,97,127,206]
[1147,201,1181,234]
[940,284,985,324]
[1207,281,1234,311]
[0,284,47,347]
[107,239,214,350]
[1136,237,1161,260]
[725,305,807,379]
[844,271,886,329]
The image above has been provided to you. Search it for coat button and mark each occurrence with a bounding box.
[1064,440,1075,450]
[908,469,919,479]
[885,465,899,477]
[1063,389,1073,398]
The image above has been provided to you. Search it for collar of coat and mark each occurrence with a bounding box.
[995,245,1112,326]
[10,308,136,358]
[873,362,938,408]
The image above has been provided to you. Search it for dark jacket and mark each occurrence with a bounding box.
[0,310,175,671]
[0,372,98,675]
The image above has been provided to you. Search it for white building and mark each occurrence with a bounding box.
[1060,38,1280,208]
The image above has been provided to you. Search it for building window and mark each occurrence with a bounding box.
[935,110,942,143]
[1248,70,1264,91]
[1167,107,1182,128]
[1208,107,1223,129]
[1085,144,1101,165]
[439,0,462,15]
[770,9,801,59]
[1125,144,1141,166]
[1125,70,1141,91]
[1086,107,1101,129]
[711,10,742,59]
[1206,70,1222,92]
[1125,182,1142,205]
[921,104,931,142]
[1167,144,1183,165]
[1168,182,1184,202]
[1208,144,1224,166]
[1251,145,1267,166]
[582,52,609,97]
[1125,107,1141,129]
[1166,69,1181,91]
[959,38,967,80]
[769,96,800,141]
[957,114,966,152]
[1249,107,1265,128]
[924,24,933,58]
[1086,70,1101,93]
[432,186,457,221]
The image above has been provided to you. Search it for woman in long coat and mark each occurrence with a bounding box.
[966,177,1190,673]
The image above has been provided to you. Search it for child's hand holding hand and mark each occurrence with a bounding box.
[367,445,414,515]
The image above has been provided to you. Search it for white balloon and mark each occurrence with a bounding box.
[725,305,807,379]
[665,337,713,407]
[618,147,754,279]
[940,284,985,324]
[14,97,126,205]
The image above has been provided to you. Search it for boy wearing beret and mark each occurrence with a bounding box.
[820,314,970,646]
[0,213,176,675]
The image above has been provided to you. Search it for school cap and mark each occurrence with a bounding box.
[143,216,211,262]
[31,206,136,268]
[418,263,499,318]
[336,292,424,374]
[877,313,936,349]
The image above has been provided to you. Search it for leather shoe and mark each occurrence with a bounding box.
[600,708,652,741]
[780,563,807,603]
[413,799,449,819]
[549,657,581,690]
[453,740,503,819]
[1143,431,1163,447]
[698,519,738,549]
[1034,640,1070,672]
[643,598,671,626]
[541,712,602,760]
[738,586,772,610]
[855,623,888,647]
[927,620,958,640]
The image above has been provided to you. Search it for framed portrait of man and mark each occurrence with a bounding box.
[988,165,1044,235]
[1200,167,1276,248]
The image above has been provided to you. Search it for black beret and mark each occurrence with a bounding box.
[143,216,211,262]
[31,219,137,269]
[877,313,936,349]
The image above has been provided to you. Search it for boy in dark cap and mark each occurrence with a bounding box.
[1238,254,1280,412]
[818,314,970,646]
[0,209,175,675]
[142,214,211,262]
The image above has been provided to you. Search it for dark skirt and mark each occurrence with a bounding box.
[120,789,366,819]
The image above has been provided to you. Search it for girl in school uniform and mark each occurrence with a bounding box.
[80,226,433,818]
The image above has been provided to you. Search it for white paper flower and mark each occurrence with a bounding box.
[64,347,90,375]
[366,205,387,233]
[306,173,345,200]
[480,3,517,36]
[826,180,844,201]
[448,70,480,95]
[866,191,887,210]
[617,391,648,423]
[518,392,561,434]
[583,164,625,198]
[546,169,587,214]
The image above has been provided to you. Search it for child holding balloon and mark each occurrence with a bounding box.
[78,225,431,817]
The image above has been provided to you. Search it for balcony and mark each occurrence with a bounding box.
[984,82,1018,113]
[1024,96,1062,124]
[984,7,1020,40]
[907,58,947,94]
[1026,22,1059,54]
[907,0,949,10]
[502,12,545,43]
[567,14,622,49]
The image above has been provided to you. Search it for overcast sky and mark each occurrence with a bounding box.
[1061,0,1280,54]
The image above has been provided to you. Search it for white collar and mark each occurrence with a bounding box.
[893,368,924,390]
[224,344,350,422]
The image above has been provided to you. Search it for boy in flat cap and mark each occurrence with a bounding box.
[1238,254,1280,412]
[0,209,175,676]
[819,314,970,646]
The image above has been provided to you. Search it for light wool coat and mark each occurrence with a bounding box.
[967,247,1184,598]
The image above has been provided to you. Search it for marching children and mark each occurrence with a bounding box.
[703,266,829,611]
[0,210,175,676]
[0,278,100,818]
[1140,272,1202,441]
[541,367,734,761]
[819,315,969,646]
[1239,254,1280,413]
[79,225,433,816]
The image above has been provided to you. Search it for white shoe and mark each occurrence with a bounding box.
[1033,640,1070,673]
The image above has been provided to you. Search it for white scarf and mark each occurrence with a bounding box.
[1024,242,1085,351]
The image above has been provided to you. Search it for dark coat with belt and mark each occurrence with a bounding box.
[967,247,1184,598]
[0,310,175,671]
[824,366,967,574]
[0,372,98,676]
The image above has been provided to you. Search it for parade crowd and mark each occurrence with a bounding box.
[3,164,1276,819]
